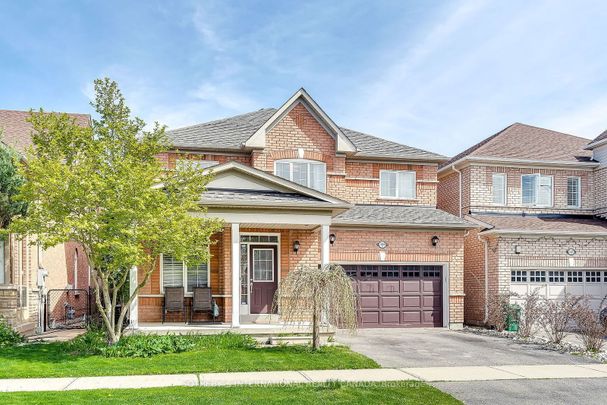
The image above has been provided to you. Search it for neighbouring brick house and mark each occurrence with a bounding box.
[438,123,607,325]
[131,88,471,329]
[0,110,91,335]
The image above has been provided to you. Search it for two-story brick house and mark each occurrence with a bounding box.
[1,110,91,335]
[438,123,607,325]
[130,88,471,329]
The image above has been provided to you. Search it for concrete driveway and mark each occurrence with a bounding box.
[337,328,605,405]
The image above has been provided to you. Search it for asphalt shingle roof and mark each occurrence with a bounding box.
[472,214,607,234]
[0,110,91,154]
[201,188,324,205]
[333,204,471,228]
[440,123,593,168]
[167,108,445,161]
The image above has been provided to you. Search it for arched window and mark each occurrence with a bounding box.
[274,159,326,192]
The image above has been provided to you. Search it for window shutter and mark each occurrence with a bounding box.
[397,171,416,199]
[275,162,290,180]
[186,262,208,292]
[309,163,326,192]
[538,176,552,206]
[521,175,536,205]
[492,174,506,205]
[162,255,184,290]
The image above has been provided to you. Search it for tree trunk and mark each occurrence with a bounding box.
[312,296,320,350]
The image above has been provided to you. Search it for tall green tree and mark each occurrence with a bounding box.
[0,133,27,229]
[8,78,223,343]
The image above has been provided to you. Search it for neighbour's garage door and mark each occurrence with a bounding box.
[342,264,443,328]
[510,270,607,310]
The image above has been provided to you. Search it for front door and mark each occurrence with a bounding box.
[249,245,278,314]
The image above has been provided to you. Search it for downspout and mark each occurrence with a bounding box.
[478,233,489,324]
[451,164,463,218]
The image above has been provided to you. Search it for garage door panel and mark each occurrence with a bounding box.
[360,296,379,309]
[380,281,400,294]
[381,311,401,325]
[510,285,528,295]
[566,285,584,295]
[547,285,565,298]
[359,281,379,293]
[402,296,421,308]
[345,264,443,328]
[381,296,400,308]
[585,285,603,295]
[402,280,421,293]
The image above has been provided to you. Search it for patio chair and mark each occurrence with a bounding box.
[190,287,217,324]
[162,287,185,323]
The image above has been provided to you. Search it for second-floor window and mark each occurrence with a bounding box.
[274,159,326,192]
[176,159,219,169]
[567,177,581,208]
[521,174,552,207]
[492,173,507,205]
[379,170,416,199]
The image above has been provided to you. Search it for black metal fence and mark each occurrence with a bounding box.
[46,289,90,330]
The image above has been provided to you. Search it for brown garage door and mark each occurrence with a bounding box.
[343,264,443,328]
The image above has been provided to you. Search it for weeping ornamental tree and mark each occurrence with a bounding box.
[274,264,358,350]
[7,78,223,343]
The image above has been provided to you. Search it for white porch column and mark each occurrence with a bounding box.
[129,266,138,328]
[231,223,241,327]
[320,224,330,267]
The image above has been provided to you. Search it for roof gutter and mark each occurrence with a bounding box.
[330,221,473,230]
[438,156,599,176]
[480,229,607,237]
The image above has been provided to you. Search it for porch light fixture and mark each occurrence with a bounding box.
[329,234,336,245]
[514,245,521,254]
[431,236,440,247]
[293,240,300,254]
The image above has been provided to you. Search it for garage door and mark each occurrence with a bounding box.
[343,264,443,328]
[510,270,607,310]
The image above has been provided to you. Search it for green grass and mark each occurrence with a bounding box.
[0,382,461,404]
[0,335,378,378]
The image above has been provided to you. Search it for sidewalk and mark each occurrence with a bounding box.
[1,364,606,393]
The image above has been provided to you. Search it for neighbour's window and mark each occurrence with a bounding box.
[522,174,553,207]
[492,173,507,205]
[162,254,209,293]
[567,177,581,208]
[0,239,4,284]
[511,270,527,282]
[274,159,326,192]
[379,170,416,199]
[548,271,565,283]
[529,270,546,283]
[176,159,218,170]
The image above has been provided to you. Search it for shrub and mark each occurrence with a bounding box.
[0,317,25,347]
[540,294,583,345]
[487,292,515,332]
[518,288,542,339]
[102,334,196,358]
[573,301,607,352]
[68,328,107,355]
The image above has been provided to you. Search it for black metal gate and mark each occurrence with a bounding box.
[46,289,90,330]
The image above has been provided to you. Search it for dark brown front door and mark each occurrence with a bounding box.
[344,264,443,328]
[250,245,278,314]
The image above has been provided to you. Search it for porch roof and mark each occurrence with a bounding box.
[470,213,607,236]
[332,204,472,229]
[201,188,336,208]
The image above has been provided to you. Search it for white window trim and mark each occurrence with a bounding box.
[251,248,275,283]
[566,176,581,208]
[160,253,211,296]
[492,173,507,206]
[273,159,327,192]
[379,170,417,200]
[521,174,553,207]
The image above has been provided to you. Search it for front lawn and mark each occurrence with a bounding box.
[0,333,378,379]
[0,382,461,405]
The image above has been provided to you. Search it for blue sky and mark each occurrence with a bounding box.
[1,0,607,156]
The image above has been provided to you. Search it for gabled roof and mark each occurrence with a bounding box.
[166,89,446,162]
[439,123,594,171]
[0,109,91,154]
[586,129,607,150]
[332,204,472,229]
[202,161,352,210]
[469,213,607,236]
